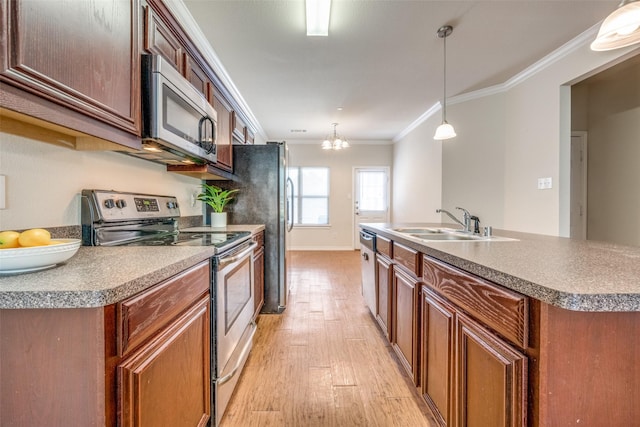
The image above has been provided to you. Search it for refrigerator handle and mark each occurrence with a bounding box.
[286,177,294,232]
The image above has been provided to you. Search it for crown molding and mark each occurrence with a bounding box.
[394,23,602,142]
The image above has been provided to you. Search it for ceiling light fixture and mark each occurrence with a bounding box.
[306,0,331,36]
[591,0,640,50]
[322,123,349,150]
[434,25,457,141]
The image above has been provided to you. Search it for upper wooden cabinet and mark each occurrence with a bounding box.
[232,111,247,143]
[0,0,141,148]
[143,4,183,72]
[211,88,233,171]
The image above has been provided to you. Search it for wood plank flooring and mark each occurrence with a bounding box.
[220,250,437,427]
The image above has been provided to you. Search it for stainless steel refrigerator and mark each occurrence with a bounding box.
[220,141,292,313]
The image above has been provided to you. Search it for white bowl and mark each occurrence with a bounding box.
[0,239,81,275]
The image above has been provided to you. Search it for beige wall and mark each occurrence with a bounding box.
[575,58,640,246]
[287,142,393,250]
[393,32,638,237]
[0,131,203,230]
[392,115,442,223]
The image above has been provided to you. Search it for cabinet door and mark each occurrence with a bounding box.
[456,313,527,427]
[375,254,392,340]
[232,111,246,143]
[144,4,183,72]
[421,287,455,427]
[1,0,141,140]
[391,266,420,384]
[184,54,211,101]
[119,296,211,427]
[211,89,233,171]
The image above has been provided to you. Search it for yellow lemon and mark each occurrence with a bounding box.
[0,231,21,249]
[18,228,52,247]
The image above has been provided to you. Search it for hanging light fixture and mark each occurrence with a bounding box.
[434,25,457,140]
[591,0,640,51]
[321,123,350,150]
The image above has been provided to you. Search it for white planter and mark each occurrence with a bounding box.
[210,212,227,228]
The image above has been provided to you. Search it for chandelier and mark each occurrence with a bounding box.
[322,123,350,150]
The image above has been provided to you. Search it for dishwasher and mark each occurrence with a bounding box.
[359,229,377,316]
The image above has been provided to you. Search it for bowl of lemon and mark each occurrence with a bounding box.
[0,229,81,275]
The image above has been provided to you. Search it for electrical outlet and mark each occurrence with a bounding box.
[0,175,5,209]
[537,177,552,190]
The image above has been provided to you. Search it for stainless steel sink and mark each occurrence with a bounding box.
[391,226,517,242]
[408,233,482,241]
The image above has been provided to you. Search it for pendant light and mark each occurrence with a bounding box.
[321,123,349,150]
[591,0,640,51]
[434,25,456,140]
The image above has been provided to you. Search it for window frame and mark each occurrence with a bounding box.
[288,166,330,227]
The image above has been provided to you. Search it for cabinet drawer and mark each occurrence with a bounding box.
[393,242,421,277]
[377,235,392,258]
[118,261,210,356]
[422,256,528,348]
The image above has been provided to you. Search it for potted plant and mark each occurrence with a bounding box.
[197,183,239,228]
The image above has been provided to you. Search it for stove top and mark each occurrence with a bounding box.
[119,231,251,253]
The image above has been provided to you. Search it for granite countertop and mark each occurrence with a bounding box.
[0,224,265,309]
[361,223,640,312]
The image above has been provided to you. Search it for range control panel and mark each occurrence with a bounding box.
[84,190,180,222]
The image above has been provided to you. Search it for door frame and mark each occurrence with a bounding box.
[352,166,391,249]
[570,131,588,239]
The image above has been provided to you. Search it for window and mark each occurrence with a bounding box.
[288,167,330,225]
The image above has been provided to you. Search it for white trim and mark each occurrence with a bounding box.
[167,1,268,141]
[394,23,603,142]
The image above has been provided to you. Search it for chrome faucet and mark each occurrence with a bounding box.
[436,207,476,233]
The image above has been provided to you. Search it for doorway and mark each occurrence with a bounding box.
[570,131,588,240]
[353,167,390,249]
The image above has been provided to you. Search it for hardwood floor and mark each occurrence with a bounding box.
[220,250,437,427]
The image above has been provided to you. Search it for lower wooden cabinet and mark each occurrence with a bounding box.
[119,296,210,427]
[421,288,455,427]
[375,254,392,340]
[391,265,420,383]
[456,312,527,427]
[0,260,211,427]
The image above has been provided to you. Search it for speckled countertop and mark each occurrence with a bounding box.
[362,223,640,312]
[0,224,265,309]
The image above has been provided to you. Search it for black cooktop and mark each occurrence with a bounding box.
[120,231,251,253]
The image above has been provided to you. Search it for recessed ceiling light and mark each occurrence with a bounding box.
[337,107,343,111]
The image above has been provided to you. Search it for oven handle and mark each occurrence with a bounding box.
[217,320,258,386]
[218,241,258,270]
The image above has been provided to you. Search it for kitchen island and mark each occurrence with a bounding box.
[361,223,639,427]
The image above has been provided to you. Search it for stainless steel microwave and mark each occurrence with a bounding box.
[138,54,217,165]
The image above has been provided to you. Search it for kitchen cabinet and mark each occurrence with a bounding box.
[184,54,211,100]
[391,242,421,384]
[212,88,234,171]
[252,230,265,319]
[232,111,247,143]
[0,260,211,427]
[421,255,528,427]
[0,0,141,148]
[143,3,183,72]
[375,235,393,340]
[246,128,255,144]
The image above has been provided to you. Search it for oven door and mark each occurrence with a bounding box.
[213,240,257,426]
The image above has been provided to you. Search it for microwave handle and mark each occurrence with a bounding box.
[198,116,216,154]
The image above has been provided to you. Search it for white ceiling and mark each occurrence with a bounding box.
[181,0,617,143]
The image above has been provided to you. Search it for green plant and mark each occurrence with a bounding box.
[197,184,239,213]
